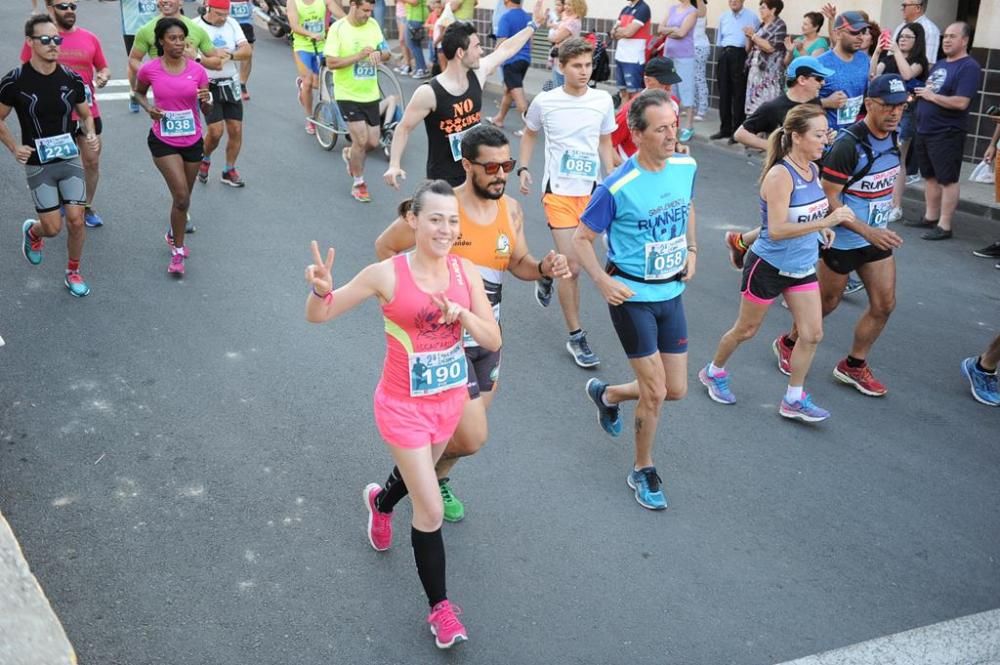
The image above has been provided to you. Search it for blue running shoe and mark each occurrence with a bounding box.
[566,330,600,368]
[535,276,553,308]
[960,357,1000,406]
[698,365,736,404]
[779,392,830,422]
[84,209,103,228]
[627,467,667,510]
[22,219,43,265]
[585,378,622,437]
[128,98,140,113]
[679,127,695,143]
[64,271,91,297]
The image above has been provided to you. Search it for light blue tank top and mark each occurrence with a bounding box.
[751,160,828,276]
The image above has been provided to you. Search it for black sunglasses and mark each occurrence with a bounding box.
[468,159,516,175]
[53,2,77,10]
[31,35,64,45]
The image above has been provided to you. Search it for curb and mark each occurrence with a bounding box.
[0,510,77,665]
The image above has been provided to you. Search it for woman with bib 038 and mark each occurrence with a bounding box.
[134,17,212,277]
[304,179,500,649]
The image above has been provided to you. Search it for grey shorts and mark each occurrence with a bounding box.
[25,159,86,213]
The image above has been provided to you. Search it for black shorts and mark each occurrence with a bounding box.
[205,86,244,123]
[337,99,381,126]
[465,345,502,399]
[75,116,103,136]
[147,130,204,162]
[913,130,964,185]
[502,60,530,90]
[124,33,135,55]
[820,245,893,275]
[609,295,688,359]
[239,22,256,44]
[741,249,818,303]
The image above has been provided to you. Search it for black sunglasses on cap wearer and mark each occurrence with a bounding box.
[468,159,516,175]
[53,2,77,10]
[31,35,64,46]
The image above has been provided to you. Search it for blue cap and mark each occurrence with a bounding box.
[786,56,835,81]
[867,74,909,104]
[834,11,869,31]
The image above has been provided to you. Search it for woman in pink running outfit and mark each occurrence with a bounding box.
[304,179,500,650]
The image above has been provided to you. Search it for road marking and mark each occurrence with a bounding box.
[773,609,1000,665]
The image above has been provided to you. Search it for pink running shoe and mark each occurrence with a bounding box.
[427,600,468,649]
[364,483,392,551]
[305,118,316,135]
[168,251,185,276]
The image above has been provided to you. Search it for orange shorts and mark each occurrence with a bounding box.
[542,193,591,230]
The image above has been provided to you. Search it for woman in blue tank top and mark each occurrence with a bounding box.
[698,105,852,422]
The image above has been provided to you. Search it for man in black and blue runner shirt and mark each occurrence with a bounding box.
[0,14,99,297]
[905,21,981,241]
[775,74,905,398]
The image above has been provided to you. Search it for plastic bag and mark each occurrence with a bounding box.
[968,159,995,184]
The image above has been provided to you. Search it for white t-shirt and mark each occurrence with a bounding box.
[524,86,617,197]
[893,14,939,64]
[195,16,247,79]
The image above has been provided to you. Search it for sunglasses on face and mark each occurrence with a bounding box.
[53,2,77,9]
[469,159,516,175]
[31,35,64,45]
[809,75,825,83]
[845,28,864,36]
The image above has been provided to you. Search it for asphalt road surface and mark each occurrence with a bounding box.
[0,2,997,664]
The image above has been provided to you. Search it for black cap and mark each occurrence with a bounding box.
[644,57,682,85]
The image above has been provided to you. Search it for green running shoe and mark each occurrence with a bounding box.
[439,479,465,522]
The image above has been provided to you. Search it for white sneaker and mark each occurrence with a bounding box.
[906,174,921,186]
[887,207,903,223]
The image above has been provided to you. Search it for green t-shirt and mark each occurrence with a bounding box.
[323,18,387,103]
[453,0,474,21]
[292,0,328,53]
[132,14,215,56]
[405,0,428,23]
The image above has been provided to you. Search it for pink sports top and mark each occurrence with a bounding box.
[379,253,472,400]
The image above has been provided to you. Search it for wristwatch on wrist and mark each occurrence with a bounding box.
[516,166,530,176]
[527,19,538,31]
[195,55,202,63]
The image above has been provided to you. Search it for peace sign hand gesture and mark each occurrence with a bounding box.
[305,240,335,296]
[430,291,465,325]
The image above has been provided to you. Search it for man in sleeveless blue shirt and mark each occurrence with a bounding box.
[573,90,697,512]
[778,75,905,398]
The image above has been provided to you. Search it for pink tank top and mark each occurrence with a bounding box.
[380,253,472,400]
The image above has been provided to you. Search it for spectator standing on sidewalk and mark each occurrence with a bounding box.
[611,0,652,107]
[691,0,709,120]
[893,0,939,65]
[710,0,759,142]
[870,22,927,224]
[539,0,583,87]
[905,22,981,241]
[744,0,786,115]
[659,0,697,142]
[782,11,827,68]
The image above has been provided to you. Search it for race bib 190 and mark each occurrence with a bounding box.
[558,149,599,180]
[408,342,468,396]
[35,133,79,163]
[644,235,687,281]
[160,109,197,138]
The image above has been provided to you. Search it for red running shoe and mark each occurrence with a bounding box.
[772,335,792,376]
[833,358,888,396]
[725,231,747,270]
[363,483,392,551]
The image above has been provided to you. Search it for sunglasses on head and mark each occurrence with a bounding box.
[53,2,77,10]
[31,35,64,45]
[468,159,516,175]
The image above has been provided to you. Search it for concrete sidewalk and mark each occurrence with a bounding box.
[0,510,76,665]
[483,64,1000,222]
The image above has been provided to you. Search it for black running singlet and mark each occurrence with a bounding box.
[423,70,482,184]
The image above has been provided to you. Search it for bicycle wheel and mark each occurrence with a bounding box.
[312,101,338,150]
[376,64,406,113]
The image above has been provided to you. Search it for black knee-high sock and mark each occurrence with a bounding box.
[411,526,447,607]
[375,466,408,513]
